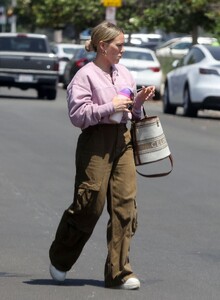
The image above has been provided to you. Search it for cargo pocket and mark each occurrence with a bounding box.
[66,181,104,233]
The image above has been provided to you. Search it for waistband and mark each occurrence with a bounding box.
[82,123,127,132]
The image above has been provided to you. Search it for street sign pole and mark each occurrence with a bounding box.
[102,0,122,24]
[105,6,117,24]
[0,6,6,32]
[11,0,17,33]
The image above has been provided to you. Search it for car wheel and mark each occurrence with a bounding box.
[47,89,57,100]
[154,90,161,100]
[62,74,68,90]
[37,88,46,99]
[183,86,197,117]
[63,82,67,90]
[163,83,176,114]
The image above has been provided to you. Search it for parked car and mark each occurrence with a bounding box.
[163,44,220,117]
[51,43,84,82]
[63,48,96,88]
[124,33,162,50]
[120,46,163,99]
[0,33,58,100]
[156,36,217,58]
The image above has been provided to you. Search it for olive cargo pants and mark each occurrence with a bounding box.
[49,124,138,287]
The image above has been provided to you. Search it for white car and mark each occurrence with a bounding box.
[124,33,162,50]
[156,36,217,58]
[163,44,220,117]
[51,43,84,82]
[120,46,163,99]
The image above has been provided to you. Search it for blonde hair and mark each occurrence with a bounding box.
[85,21,124,52]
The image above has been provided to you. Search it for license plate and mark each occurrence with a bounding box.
[18,75,34,82]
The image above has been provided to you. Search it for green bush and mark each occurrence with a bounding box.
[157,56,176,80]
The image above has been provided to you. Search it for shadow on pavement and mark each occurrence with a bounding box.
[23,278,104,287]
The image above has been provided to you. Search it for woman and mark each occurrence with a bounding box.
[49,21,155,290]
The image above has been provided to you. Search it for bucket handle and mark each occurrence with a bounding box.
[136,154,173,178]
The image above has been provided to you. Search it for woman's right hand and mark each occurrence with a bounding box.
[112,95,133,112]
[137,86,155,102]
[133,86,156,110]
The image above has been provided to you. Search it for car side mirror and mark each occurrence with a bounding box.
[172,59,180,68]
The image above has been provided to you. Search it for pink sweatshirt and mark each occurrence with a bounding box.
[67,61,141,129]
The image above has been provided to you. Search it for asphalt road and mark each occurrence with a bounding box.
[0,86,220,300]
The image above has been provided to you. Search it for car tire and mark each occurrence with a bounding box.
[163,83,176,114]
[154,91,161,100]
[183,86,197,117]
[47,88,57,100]
[62,74,70,89]
[37,88,46,99]
[63,82,67,90]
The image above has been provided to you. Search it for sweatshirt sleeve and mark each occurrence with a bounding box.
[67,73,115,129]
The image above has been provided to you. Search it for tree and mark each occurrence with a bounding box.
[140,0,220,43]
[1,0,11,6]
[116,0,145,33]
[16,0,105,40]
[15,0,149,39]
[15,0,38,32]
[14,0,220,42]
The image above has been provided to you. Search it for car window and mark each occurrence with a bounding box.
[86,52,96,60]
[63,48,80,55]
[51,45,58,54]
[172,42,192,50]
[122,51,154,61]
[74,49,96,61]
[207,46,220,61]
[74,49,86,59]
[183,48,205,65]
[156,38,179,49]
[0,37,47,52]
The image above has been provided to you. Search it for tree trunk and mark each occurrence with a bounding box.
[191,26,198,45]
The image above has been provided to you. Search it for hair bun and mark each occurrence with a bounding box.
[85,40,95,52]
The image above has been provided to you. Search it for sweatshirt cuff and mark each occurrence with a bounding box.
[133,95,143,110]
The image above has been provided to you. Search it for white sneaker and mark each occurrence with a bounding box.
[49,264,66,282]
[118,277,140,290]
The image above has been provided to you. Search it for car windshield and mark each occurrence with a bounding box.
[122,51,154,61]
[75,49,96,60]
[63,48,80,55]
[0,37,47,52]
[207,46,220,61]
[172,42,192,49]
[156,38,180,49]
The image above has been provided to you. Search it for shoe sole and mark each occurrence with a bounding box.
[49,264,66,282]
[111,278,140,290]
[119,283,140,290]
